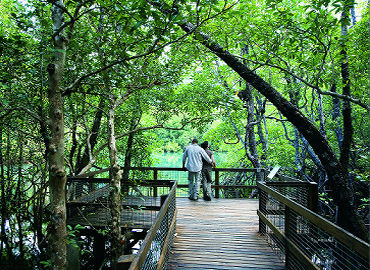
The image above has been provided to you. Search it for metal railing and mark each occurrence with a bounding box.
[66,176,174,229]
[69,167,264,199]
[258,181,369,270]
[127,167,264,198]
[124,181,177,270]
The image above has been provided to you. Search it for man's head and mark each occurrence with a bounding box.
[192,138,198,144]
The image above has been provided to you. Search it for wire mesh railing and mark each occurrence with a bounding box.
[258,181,369,270]
[264,180,319,213]
[66,177,172,229]
[126,181,177,270]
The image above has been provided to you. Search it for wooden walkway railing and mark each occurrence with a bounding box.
[258,181,369,270]
[73,167,263,198]
[122,181,177,270]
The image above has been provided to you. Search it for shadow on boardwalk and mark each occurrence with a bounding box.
[167,198,285,270]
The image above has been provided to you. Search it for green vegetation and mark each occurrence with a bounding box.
[0,0,369,269]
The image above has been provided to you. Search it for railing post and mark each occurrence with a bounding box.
[160,194,168,207]
[258,186,266,234]
[307,182,318,213]
[285,206,292,270]
[153,168,158,197]
[93,232,105,268]
[89,175,94,193]
[215,170,220,199]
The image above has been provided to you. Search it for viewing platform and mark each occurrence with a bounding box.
[66,167,369,270]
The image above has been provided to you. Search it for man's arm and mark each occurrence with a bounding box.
[200,148,212,164]
[182,148,187,168]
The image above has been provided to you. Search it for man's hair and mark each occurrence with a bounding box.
[200,141,209,149]
[192,138,198,144]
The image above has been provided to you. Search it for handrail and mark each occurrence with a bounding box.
[126,181,177,270]
[258,181,369,270]
[72,167,264,176]
[69,167,264,199]
[264,180,318,212]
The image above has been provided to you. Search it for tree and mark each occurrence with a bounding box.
[46,1,69,268]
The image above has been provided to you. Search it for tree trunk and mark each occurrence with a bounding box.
[107,100,123,268]
[239,45,261,170]
[317,92,327,137]
[3,131,13,259]
[94,14,123,264]
[75,96,105,174]
[47,1,67,268]
[16,131,24,260]
[0,126,11,257]
[339,4,354,175]
[122,115,140,184]
[330,84,344,148]
[35,172,48,261]
[179,21,368,240]
[255,95,268,165]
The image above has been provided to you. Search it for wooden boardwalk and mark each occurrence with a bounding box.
[167,198,285,270]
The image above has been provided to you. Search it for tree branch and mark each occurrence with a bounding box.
[77,120,198,175]
[243,58,369,110]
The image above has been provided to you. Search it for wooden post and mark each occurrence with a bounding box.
[307,182,318,213]
[93,233,105,269]
[258,187,266,234]
[284,206,292,269]
[89,175,94,194]
[215,170,220,199]
[307,181,318,251]
[153,169,158,197]
[160,194,168,206]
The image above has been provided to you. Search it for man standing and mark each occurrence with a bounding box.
[182,138,213,200]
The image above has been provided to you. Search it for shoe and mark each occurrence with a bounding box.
[188,196,198,201]
[204,194,211,201]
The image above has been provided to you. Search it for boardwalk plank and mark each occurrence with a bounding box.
[167,198,285,270]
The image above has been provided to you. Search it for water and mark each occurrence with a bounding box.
[152,152,183,167]
[152,152,227,167]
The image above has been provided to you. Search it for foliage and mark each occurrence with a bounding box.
[0,0,369,267]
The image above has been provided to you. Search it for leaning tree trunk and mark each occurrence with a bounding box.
[47,1,68,268]
[178,20,368,240]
